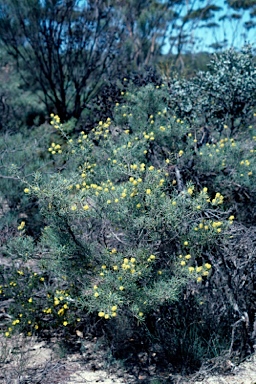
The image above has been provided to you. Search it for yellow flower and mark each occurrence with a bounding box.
[130,257,136,263]
[204,263,211,270]
[94,292,99,298]
[58,308,65,316]
[188,267,195,273]
[112,305,117,311]
[98,311,105,317]
[149,254,156,260]
[180,261,186,266]
[24,188,30,193]
[5,332,10,337]
[119,286,124,291]
[83,205,89,210]
[148,165,154,171]
[187,187,193,195]
[28,298,33,303]
[146,189,151,195]
[197,277,202,283]
[63,321,68,326]
[185,254,191,260]
[138,312,144,317]
[184,241,188,246]
[112,312,117,317]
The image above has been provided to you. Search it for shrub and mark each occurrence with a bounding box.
[169,45,256,136]
[1,50,256,372]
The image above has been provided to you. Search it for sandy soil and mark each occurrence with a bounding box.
[0,334,256,384]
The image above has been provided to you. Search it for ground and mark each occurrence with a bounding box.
[0,334,255,384]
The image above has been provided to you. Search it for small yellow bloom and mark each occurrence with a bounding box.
[184,241,188,246]
[94,292,99,298]
[104,314,110,319]
[98,311,105,317]
[28,298,33,303]
[146,189,151,195]
[58,308,65,316]
[197,277,202,283]
[112,305,117,311]
[204,263,211,270]
[24,188,30,193]
[119,286,124,291]
[185,254,191,259]
[180,261,186,266]
[63,321,68,326]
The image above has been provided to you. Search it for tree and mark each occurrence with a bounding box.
[0,0,120,121]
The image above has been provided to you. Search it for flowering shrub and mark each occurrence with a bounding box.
[1,49,256,371]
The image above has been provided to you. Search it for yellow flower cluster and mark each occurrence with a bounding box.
[211,192,224,205]
[91,118,112,139]
[179,252,212,282]
[50,114,61,129]
[143,131,155,141]
[48,142,62,154]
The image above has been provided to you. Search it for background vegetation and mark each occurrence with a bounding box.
[0,0,256,379]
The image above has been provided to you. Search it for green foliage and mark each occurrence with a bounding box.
[169,46,256,134]
[0,47,256,374]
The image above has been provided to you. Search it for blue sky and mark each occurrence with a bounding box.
[187,0,255,52]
